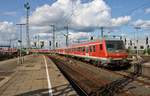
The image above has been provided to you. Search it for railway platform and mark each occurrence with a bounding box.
[0,55,77,96]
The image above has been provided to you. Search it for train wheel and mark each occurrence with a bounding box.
[97,61,102,67]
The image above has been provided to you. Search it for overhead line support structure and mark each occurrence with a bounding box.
[64,25,69,47]
[24,1,31,49]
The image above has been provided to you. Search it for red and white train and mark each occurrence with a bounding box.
[0,48,17,53]
[53,38,130,67]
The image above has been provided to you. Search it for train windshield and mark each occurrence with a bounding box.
[106,40,125,52]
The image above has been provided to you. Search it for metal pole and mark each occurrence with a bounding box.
[24,1,30,49]
[16,23,26,64]
[64,26,69,47]
[135,27,141,57]
[101,27,104,38]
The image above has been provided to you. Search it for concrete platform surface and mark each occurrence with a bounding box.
[0,55,77,96]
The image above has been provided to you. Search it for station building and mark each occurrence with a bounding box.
[124,38,150,54]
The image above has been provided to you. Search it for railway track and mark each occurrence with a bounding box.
[48,54,148,96]
[49,55,108,95]
[69,55,150,87]
[106,70,150,86]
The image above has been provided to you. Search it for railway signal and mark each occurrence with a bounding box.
[40,41,44,48]
[146,36,149,55]
[124,38,126,45]
[49,41,51,46]
[56,42,58,48]
[146,36,148,45]
[90,36,94,40]
[34,42,37,47]
[130,40,132,46]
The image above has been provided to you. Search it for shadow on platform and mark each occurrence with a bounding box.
[16,83,76,96]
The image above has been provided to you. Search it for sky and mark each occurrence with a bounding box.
[0,0,150,48]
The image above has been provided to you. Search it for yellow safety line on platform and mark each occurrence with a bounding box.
[43,55,53,96]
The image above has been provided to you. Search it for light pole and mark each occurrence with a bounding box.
[134,26,141,57]
[24,1,31,49]
[16,23,26,64]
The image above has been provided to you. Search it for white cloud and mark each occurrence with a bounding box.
[0,21,16,45]
[111,16,131,26]
[0,21,15,33]
[145,8,150,14]
[133,19,150,28]
[29,0,131,32]
[19,0,132,48]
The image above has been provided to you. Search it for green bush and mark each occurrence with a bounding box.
[144,48,150,55]
[127,47,131,54]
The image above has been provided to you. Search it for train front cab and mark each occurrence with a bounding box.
[101,39,130,68]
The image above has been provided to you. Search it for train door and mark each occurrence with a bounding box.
[85,46,89,56]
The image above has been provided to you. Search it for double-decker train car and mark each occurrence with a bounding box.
[52,37,130,67]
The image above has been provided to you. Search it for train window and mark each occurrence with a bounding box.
[86,47,88,53]
[78,47,80,52]
[89,46,92,52]
[100,44,103,50]
[80,47,82,52]
[79,47,82,52]
[82,47,85,52]
[93,46,96,52]
[106,40,125,51]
